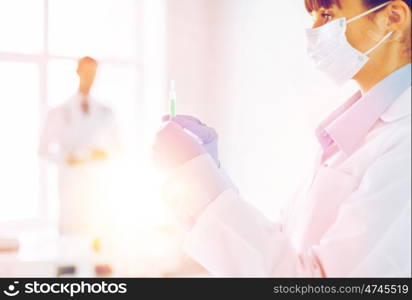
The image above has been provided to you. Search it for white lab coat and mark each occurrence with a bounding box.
[164,87,411,277]
[39,93,120,235]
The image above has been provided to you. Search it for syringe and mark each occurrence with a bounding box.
[168,79,203,144]
[169,80,176,118]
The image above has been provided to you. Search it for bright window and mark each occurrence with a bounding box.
[48,0,139,60]
[0,62,39,221]
[0,0,142,224]
[0,0,44,54]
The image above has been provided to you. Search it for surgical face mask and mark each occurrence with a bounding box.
[306,1,393,86]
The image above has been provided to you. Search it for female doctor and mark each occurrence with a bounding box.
[153,0,411,277]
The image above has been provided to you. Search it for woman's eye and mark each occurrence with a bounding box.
[321,13,333,20]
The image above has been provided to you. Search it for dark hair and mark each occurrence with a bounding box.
[305,0,340,12]
[363,0,411,9]
[305,0,412,12]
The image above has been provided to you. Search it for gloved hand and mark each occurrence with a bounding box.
[162,115,220,167]
[154,115,234,228]
[153,121,206,174]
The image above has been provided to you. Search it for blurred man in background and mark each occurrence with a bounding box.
[39,56,121,236]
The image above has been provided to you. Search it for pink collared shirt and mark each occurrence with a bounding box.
[316,63,412,163]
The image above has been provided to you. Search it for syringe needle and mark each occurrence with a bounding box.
[169,80,176,118]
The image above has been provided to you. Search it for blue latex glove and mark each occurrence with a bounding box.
[162,115,220,167]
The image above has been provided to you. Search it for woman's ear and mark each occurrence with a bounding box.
[386,0,410,31]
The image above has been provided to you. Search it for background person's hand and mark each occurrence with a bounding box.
[90,149,108,161]
[65,154,83,166]
[162,115,220,167]
[153,121,206,174]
